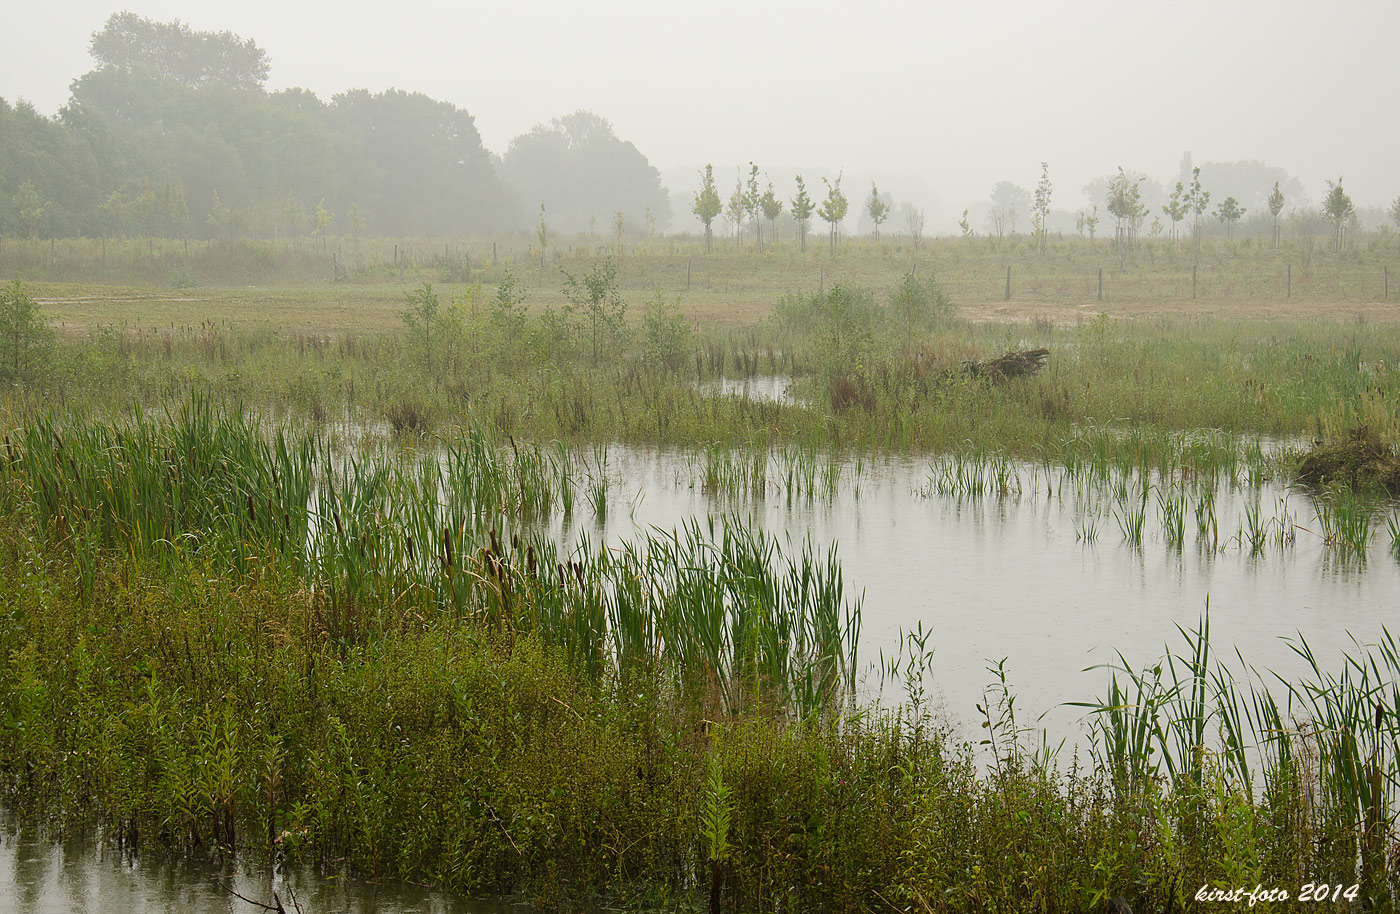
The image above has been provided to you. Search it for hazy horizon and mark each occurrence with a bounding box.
[4,0,1397,226]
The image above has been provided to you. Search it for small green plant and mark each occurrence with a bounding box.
[402,282,442,371]
[561,258,627,364]
[699,751,734,914]
[641,288,692,371]
[0,280,53,381]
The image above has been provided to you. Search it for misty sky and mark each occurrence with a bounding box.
[4,0,1397,221]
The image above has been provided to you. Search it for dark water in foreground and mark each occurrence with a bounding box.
[0,819,520,914]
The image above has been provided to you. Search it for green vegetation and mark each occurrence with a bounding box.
[0,404,1396,910]
[0,221,1399,909]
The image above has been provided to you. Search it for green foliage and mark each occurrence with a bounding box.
[11,180,47,239]
[89,12,270,89]
[489,270,528,340]
[817,174,848,255]
[1106,167,1148,249]
[401,282,444,371]
[1076,204,1099,239]
[866,181,890,240]
[1213,196,1246,239]
[1163,183,1188,246]
[281,192,307,240]
[1268,181,1286,219]
[1032,162,1053,253]
[207,190,231,238]
[693,165,722,253]
[501,110,669,235]
[561,259,628,364]
[743,163,762,247]
[724,177,746,245]
[758,183,782,240]
[1323,177,1355,251]
[311,198,333,239]
[1186,166,1211,251]
[790,175,814,253]
[0,280,52,380]
[641,289,692,371]
[699,751,734,865]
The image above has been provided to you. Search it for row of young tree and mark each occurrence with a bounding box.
[0,14,670,242]
[689,158,1400,258]
[987,160,1399,255]
[691,165,904,255]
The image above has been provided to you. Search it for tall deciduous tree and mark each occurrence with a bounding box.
[1267,181,1285,250]
[817,174,848,256]
[1323,177,1354,252]
[790,176,814,253]
[693,164,722,254]
[1032,162,1052,253]
[88,12,270,90]
[502,109,666,235]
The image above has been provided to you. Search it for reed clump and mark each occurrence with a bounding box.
[1297,426,1400,495]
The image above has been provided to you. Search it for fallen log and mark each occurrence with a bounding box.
[961,348,1050,382]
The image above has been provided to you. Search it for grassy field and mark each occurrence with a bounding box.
[2,234,1400,910]
[5,231,1399,334]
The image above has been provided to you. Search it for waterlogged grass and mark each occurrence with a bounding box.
[11,264,1400,469]
[1,406,1399,908]
[912,438,1400,563]
[1074,613,1400,905]
[0,402,860,716]
[2,524,1399,908]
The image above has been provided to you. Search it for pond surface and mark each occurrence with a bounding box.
[0,818,520,914]
[694,373,801,405]
[553,446,1399,742]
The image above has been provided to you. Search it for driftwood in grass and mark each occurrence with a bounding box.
[961,348,1050,382]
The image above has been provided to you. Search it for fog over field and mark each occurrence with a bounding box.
[2,0,1397,234]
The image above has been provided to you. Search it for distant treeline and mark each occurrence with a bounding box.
[0,14,671,241]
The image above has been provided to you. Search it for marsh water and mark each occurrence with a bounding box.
[0,817,521,914]
[555,445,1399,740]
[8,430,1400,909]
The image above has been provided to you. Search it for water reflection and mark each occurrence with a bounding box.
[550,447,1400,740]
[0,820,524,913]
